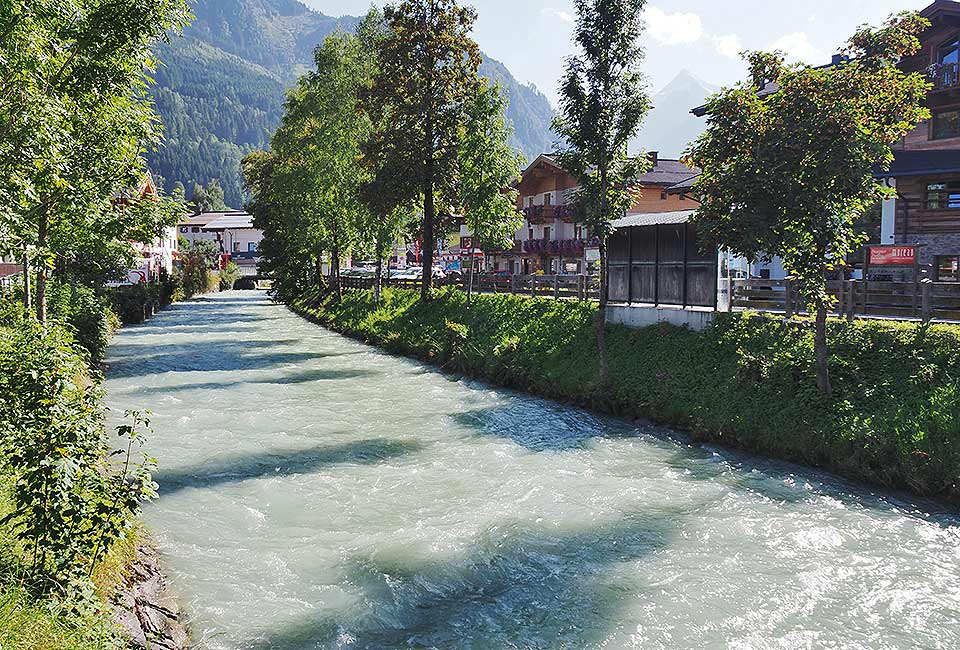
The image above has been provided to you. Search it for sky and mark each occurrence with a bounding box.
[303,0,932,104]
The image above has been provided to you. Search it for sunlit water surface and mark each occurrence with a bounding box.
[103,291,960,650]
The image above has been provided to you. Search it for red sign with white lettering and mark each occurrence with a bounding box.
[869,246,916,266]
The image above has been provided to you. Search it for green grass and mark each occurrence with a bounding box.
[0,471,134,650]
[292,286,960,501]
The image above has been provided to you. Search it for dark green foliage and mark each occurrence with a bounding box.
[179,239,222,298]
[292,288,960,500]
[47,283,119,368]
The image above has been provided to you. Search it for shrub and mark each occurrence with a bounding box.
[292,287,960,500]
[46,282,117,367]
[0,316,157,599]
[219,262,242,291]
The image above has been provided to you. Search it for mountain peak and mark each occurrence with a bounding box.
[656,69,717,98]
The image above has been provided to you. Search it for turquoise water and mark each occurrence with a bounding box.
[104,291,960,649]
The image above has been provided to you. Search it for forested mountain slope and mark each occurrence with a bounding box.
[147,0,555,208]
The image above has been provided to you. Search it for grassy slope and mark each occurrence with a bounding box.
[292,286,960,500]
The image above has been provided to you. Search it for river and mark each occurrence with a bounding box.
[103,291,960,650]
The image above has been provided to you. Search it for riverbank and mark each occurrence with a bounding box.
[290,286,960,502]
[0,284,194,650]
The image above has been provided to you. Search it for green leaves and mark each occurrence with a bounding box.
[457,83,524,254]
[552,0,651,243]
[0,314,158,599]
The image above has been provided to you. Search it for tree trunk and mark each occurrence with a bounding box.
[466,258,475,308]
[596,238,610,387]
[815,303,832,396]
[374,257,383,307]
[421,175,435,301]
[331,247,342,301]
[36,211,48,326]
[22,244,31,313]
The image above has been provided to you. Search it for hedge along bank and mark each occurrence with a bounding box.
[290,286,960,502]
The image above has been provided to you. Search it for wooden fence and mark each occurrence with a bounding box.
[731,277,960,322]
[338,274,601,301]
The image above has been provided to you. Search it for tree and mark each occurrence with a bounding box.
[457,83,525,306]
[685,12,930,395]
[270,29,375,300]
[552,0,651,387]
[363,0,482,300]
[0,0,192,324]
[191,178,228,213]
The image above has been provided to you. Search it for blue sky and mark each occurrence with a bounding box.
[304,1,932,104]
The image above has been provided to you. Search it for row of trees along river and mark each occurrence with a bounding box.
[248,1,932,398]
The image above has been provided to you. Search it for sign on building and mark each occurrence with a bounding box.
[869,246,917,266]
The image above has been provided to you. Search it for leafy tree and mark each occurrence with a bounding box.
[457,83,525,306]
[190,178,228,213]
[363,0,482,300]
[178,238,220,297]
[685,12,930,394]
[243,149,318,297]
[270,29,374,299]
[0,0,192,325]
[552,0,651,386]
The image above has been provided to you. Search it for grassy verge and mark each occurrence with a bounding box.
[291,286,960,501]
[0,470,141,650]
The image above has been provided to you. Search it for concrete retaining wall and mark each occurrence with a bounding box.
[606,304,716,331]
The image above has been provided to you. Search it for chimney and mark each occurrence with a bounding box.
[649,151,659,167]
[831,54,849,66]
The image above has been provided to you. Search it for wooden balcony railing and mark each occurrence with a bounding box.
[522,205,579,224]
[929,62,960,91]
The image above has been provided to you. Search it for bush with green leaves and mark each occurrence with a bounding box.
[292,286,960,500]
[46,282,119,367]
[0,315,157,599]
[219,262,241,291]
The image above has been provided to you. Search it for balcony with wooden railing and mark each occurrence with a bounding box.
[522,204,580,224]
[928,62,960,91]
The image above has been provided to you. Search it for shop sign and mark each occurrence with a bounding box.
[869,246,916,266]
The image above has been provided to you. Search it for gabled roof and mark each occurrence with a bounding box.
[612,210,697,229]
[520,153,699,188]
[634,159,701,187]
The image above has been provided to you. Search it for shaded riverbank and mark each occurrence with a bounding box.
[291,286,960,501]
[103,290,959,649]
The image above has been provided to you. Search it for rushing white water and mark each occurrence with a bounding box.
[103,291,960,650]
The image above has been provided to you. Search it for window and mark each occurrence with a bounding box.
[544,226,551,240]
[527,197,534,207]
[191,226,200,233]
[179,226,188,233]
[926,182,960,209]
[528,228,534,240]
[248,242,257,253]
[933,110,960,140]
[232,241,240,252]
[938,255,960,282]
[575,226,583,240]
[940,37,960,66]
[544,193,552,206]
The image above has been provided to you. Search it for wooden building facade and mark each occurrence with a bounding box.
[879,0,960,282]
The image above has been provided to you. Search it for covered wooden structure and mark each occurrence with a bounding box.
[607,210,718,309]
